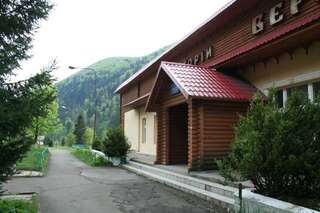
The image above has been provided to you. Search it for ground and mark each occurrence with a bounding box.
[4,149,220,213]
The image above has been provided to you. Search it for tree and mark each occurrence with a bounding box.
[65,133,75,147]
[0,0,53,190]
[83,128,94,146]
[73,113,86,145]
[30,87,63,144]
[0,0,53,80]
[101,128,130,158]
[0,69,55,184]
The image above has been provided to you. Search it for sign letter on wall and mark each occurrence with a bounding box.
[290,0,302,15]
[185,46,213,65]
[252,14,264,34]
[270,2,284,25]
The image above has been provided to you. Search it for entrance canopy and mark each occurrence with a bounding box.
[146,62,257,111]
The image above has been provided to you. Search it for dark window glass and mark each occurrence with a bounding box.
[275,90,283,108]
[287,84,308,99]
[169,83,180,96]
[313,81,320,100]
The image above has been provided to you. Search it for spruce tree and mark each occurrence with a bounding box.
[73,113,86,145]
[0,0,53,189]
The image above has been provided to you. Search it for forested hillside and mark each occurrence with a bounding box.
[57,46,168,138]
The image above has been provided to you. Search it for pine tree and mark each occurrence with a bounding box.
[73,113,86,145]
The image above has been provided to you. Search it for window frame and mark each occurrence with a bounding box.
[141,117,147,144]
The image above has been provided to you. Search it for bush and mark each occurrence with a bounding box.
[71,148,111,167]
[65,133,75,147]
[92,138,102,151]
[43,137,53,147]
[218,91,320,199]
[102,128,130,158]
[61,138,65,146]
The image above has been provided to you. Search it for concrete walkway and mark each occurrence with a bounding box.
[4,149,220,213]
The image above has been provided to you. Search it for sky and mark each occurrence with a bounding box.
[13,0,230,82]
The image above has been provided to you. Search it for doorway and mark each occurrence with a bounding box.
[168,103,188,165]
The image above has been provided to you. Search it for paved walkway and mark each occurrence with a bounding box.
[4,149,220,213]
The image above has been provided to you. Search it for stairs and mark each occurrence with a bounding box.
[122,161,238,212]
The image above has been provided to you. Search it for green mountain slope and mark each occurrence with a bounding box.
[57,46,168,137]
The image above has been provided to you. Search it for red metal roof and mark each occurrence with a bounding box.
[209,11,320,67]
[159,62,256,101]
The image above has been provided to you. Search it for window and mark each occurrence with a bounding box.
[275,90,283,108]
[313,81,320,100]
[287,84,308,99]
[169,83,180,96]
[154,115,157,144]
[275,82,316,107]
[142,118,147,144]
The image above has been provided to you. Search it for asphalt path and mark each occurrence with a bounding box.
[4,149,221,213]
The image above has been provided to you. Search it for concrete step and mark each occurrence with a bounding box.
[122,161,237,212]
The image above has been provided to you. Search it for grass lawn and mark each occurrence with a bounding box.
[16,146,49,172]
[71,148,112,167]
[0,196,38,213]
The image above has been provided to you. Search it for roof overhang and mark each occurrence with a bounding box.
[146,62,258,112]
[122,93,150,109]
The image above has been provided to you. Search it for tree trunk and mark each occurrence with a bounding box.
[34,119,39,147]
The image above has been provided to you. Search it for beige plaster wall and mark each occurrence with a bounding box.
[123,108,157,156]
[124,109,139,151]
[239,42,320,93]
[138,108,157,156]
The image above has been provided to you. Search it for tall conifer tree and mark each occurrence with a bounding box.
[73,113,86,145]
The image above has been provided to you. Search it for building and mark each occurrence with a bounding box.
[115,0,320,170]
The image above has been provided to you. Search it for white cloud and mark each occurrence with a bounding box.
[13,0,230,82]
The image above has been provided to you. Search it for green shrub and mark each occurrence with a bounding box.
[72,148,111,167]
[218,91,320,199]
[102,128,130,158]
[92,138,102,151]
[44,137,53,147]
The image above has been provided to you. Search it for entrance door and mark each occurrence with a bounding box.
[168,104,188,164]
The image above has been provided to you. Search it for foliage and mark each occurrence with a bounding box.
[0,196,38,213]
[57,46,170,138]
[16,147,49,172]
[0,70,55,183]
[61,138,66,146]
[29,88,63,144]
[218,91,320,199]
[65,133,75,147]
[73,113,86,145]
[102,128,130,158]
[44,137,53,147]
[83,128,94,146]
[92,138,102,151]
[71,148,112,167]
[0,0,53,190]
[0,0,53,79]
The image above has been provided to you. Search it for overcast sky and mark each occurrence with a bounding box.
[13,0,230,82]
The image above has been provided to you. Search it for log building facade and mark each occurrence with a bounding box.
[115,0,320,170]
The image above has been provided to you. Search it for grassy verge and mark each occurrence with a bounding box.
[0,196,38,213]
[71,148,112,167]
[16,146,49,172]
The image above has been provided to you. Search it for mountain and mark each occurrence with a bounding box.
[56,46,169,137]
